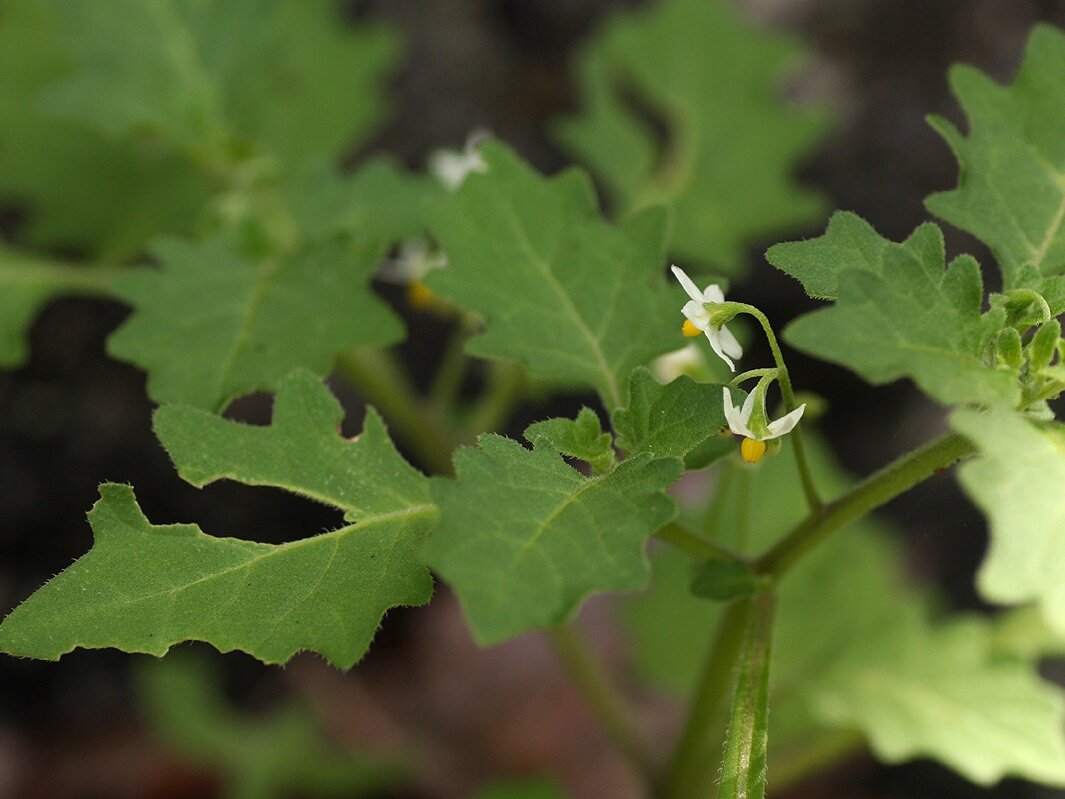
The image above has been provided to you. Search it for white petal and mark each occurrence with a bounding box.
[704,327,736,371]
[739,389,758,425]
[723,387,753,437]
[717,323,743,360]
[671,265,704,302]
[682,300,710,327]
[766,404,807,438]
[702,284,725,303]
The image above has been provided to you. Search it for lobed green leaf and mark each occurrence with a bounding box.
[524,407,616,473]
[556,0,827,272]
[953,407,1065,639]
[107,235,401,411]
[425,142,678,409]
[426,435,681,645]
[777,217,1018,406]
[927,25,1065,285]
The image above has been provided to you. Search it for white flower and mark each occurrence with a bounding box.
[650,344,706,383]
[429,129,491,190]
[722,386,805,441]
[671,265,743,371]
[376,240,447,286]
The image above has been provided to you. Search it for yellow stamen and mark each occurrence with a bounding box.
[407,281,436,310]
[681,319,702,337]
[740,437,767,464]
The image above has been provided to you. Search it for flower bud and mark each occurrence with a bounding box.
[995,327,1023,368]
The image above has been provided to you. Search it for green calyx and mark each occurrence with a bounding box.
[707,301,745,328]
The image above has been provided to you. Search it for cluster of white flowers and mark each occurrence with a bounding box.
[670,265,805,462]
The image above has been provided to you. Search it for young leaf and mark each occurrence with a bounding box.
[953,407,1065,638]
[39,0,398,168]
[612,367,735,466]
[0,246,115,366]
[425,142,678,409]
[139,653,400,798]
[524,407,616,473]
[556,0,827,272]
[626,436,1065,787]
[927,25,1065,284]
[154,369,428,522]
[107,235,402,411]
[777,218,1018,406]
[718,594,775,799]
[426,435,681,645]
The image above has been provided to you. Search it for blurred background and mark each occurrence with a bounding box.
[2,0,1065,797]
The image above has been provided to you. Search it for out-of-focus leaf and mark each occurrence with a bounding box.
[556,0,827,273]
[140,653,400,799]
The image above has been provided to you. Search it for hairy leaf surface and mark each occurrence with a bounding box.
[954,408,1065,638]
[927,25,1065,284]
[612,367,734,465]
[0,378,436,668]
[426,142,677,409]
[777,218,1017,405]
[556,0,827,272]
[107,235,401,411]
[524,407,616,473]
[426,435,680,645]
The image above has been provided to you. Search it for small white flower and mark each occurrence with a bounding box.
[376,239,447,286]
[650,344,706,383]
[429,129,491,190]
[722,386,805,441]
[671,265,743,371]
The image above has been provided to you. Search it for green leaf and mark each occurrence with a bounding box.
[555,0,827,272]
[425,142,678,409]
[953,407,1065,638]
[154,370,428,522]
[0,246,115,366]
[766,211,943,301]
[39,0,398,169]
[927,25,1065,285]
[0,379,436,667]
[612,367,735,466]
[107,234,401,411]
[718,594,774,799]
[811,611,1065,786]
[426,435,681,645]
[524,407,616,473]
[625,436,1065,787]
[0,0,210,258]
[139,653,400,799]
[778,217,1018,406]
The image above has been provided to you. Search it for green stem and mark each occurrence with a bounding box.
[428,315,477,410]
[661,599,752,799]
[731,303,821,511]
[464,360,525,436]
[546,624,655,779]
[653,521,747,563]
[335,347,455,476]
[754,431,976,579]
[0,253,124,295]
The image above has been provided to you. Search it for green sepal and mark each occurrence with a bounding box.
[1029,319,1062,372]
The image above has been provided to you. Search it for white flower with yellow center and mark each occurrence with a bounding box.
[377,240,448,310]
[429,130,491,191]
[723,385,806,463]
[671,265,743,371]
